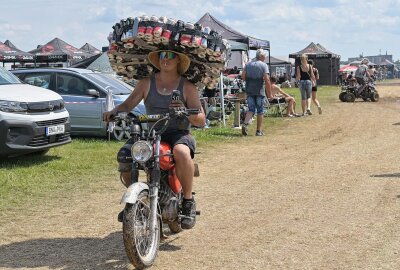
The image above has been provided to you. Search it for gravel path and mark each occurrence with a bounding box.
[1,82,400,270]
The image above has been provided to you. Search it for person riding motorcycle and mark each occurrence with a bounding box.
[355,58,372,95]
[103,50,206,229]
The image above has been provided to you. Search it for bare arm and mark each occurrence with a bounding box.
[102,78,148,122]
[264,73,272,99]
[183,81,206,127]
[310,65,316,81]
[276,85,290,97]
[296,66,300,81]
[314,68,320,80]
[241,70,246,81]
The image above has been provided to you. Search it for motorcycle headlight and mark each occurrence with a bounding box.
[131,141,153,162]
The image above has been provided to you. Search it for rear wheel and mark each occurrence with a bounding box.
[123,191,160,269]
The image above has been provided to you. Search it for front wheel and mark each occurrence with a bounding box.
[370,92,379,102]
[344,92,356,102]
[339,92,347,102]
[123,191,160,269]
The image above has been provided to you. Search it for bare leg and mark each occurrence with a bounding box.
[243,111,254,125]
[306,98,312,111]
[173,144,194,199]
[121,172,132,187]
[301,100,306,114]
[312,91,321,107]
[256,114,263,131]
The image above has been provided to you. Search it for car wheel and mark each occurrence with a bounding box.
[112,119,131,141]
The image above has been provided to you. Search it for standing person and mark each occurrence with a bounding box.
[296,54,315,116]
[103,50,205,229]
[308,59,322,114]
[367,64,376,81]
[241,49,272,136]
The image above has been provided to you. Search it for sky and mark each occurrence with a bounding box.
[0,0,399,62]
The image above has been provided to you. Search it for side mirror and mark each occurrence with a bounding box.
[87,89,100,97]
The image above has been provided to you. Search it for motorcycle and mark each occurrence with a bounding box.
[112,91,200,269]
[339,78,379,102]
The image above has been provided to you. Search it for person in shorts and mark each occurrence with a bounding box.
[103,50,205,230]
[308,59,322,114]
[241,49,272,136]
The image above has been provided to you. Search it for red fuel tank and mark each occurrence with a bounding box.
[158,142,174,170]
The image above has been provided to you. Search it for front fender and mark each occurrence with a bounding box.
[121,182,149,204]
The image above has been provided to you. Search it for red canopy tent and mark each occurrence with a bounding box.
[339,65,358,72]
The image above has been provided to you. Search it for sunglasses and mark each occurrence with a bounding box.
[159,51,177,60]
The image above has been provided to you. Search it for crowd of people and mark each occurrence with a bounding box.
[200,51,323,136]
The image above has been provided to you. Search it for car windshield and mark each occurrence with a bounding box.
[0,67,22,85]
[83,73,132,95]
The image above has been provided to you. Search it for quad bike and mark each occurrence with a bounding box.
[339,79,379,102]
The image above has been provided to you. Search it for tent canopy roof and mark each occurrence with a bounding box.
[197,12,270,50]
[252,55,291,65]
[80,43,101,55]
[0,41,34,62]
[29,37,92,62]
[289,42,340,59]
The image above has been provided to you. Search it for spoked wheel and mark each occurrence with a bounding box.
[123,191,160,269]
[112,119,131,141]
[339,92,347,102]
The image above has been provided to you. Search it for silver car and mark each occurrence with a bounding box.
[12,68,145,140]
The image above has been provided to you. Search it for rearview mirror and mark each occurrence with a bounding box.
[87,89,99,97]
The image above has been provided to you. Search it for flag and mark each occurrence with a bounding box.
[105,89,115,135]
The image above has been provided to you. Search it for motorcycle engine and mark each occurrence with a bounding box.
[161,197,179,221]
[159,174,180,220]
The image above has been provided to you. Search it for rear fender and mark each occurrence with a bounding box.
[121,182,149,204]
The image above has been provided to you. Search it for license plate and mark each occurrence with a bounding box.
[46,124,65,136]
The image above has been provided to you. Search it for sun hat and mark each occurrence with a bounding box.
[148,50,191,74]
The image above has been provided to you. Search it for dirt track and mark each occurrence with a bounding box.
[1,82,400,270]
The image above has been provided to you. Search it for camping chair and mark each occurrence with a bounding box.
[264,98,287,117]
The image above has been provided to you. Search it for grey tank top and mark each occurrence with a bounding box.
[145,74,190,132]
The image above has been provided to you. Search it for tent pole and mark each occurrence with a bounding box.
[220,73,225,127]
[268,49,271,72]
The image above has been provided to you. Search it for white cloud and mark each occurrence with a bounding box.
[0,0,398,60]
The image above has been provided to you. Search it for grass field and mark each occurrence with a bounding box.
[0,85,339,214]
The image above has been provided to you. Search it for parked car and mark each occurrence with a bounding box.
[12,68,145,140]
[0,67,71,158]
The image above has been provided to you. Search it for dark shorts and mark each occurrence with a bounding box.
[203,89,216,98]
[270,97,286,104]
[117,130,196,172]
[312,86,318,92]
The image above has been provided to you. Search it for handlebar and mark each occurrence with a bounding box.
[110,108,200,123]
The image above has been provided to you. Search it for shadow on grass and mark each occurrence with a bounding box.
[0,230,181,270]
[0,154,61,169]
